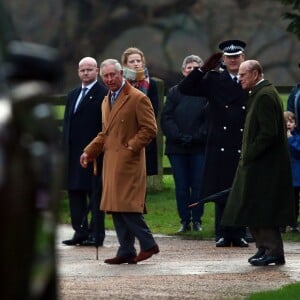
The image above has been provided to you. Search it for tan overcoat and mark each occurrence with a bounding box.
[84,81,157,213]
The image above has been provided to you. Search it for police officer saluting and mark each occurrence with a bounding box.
[178,40,249,247]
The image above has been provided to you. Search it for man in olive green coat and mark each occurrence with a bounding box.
[222,60,295,266]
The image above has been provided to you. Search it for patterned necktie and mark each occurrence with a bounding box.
[110,92,117,107]
[74,87,88,112]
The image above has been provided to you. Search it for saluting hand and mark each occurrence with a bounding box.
[201,52,223,73]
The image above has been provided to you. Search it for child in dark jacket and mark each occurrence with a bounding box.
[284,111,300,232]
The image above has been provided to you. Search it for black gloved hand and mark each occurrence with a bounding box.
[180,135,193,146]
[201,52,223,73]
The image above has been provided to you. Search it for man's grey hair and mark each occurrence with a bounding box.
[99,59,122,76]
[182,55,203,69]
[243,60,263,76]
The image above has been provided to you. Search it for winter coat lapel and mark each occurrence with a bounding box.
[103,81,131,132]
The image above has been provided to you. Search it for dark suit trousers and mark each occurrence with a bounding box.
[90,174,105,244]
[215,195,245,240]
[68,175,105,243]
[112,212,156,257]
[250,227,284,256]
[68,190,90,239]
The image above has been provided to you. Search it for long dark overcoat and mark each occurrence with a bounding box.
[145,78,159,175]
[222,80,295,227]
[178,68,248,197]
[62,81,107,190]
[84,81,157,213]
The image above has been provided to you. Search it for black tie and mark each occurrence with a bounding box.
[233,76,238,85]
[74,87,88,112]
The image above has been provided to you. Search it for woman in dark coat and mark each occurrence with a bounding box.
[121,47,159,176]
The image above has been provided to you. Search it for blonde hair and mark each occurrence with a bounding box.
[121,47,146,66]
[284,111,296,123]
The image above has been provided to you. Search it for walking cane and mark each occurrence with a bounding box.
[80,204,100,260]
[188,188,231,208]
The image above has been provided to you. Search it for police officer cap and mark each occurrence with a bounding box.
[219,39,246,56]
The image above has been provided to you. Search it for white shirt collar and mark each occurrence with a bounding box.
[111,79,126,98]
[82,80,97,91]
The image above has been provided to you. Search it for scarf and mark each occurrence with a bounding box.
[123,67,150,95]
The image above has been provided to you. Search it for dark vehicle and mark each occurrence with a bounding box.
[0,1,62,299]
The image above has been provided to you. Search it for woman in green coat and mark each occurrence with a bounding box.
[222,60,295,266]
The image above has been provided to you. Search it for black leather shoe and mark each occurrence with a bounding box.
[216,237,231,247]
[193,222,202,232]
[232,238,249,247]
[248,248,266,263]
[177,223,191,233]
[62,238,85,246]
[250,254,285,266]
[81,236,103,247]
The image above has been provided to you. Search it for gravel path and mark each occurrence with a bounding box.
[57,225,300,299]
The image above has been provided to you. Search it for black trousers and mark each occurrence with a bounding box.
[215,195,245,241]
[90,173,105,244]
[68,174,105,243]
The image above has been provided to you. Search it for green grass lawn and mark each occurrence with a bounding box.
[246,282,300,300]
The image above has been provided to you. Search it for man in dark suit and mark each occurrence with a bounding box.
[62,56,107,246]
[178,40,249,247]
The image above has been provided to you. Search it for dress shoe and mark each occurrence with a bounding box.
[62,238,85,246]
[216,237,231,247]
[248,248,266,263]
[177,223,191,233]
[104,255,137,264]
[193,222,202,232]
[231,238,249,247]
[134,244,159,262]
[250,254,285,266]
[81,236,103,247]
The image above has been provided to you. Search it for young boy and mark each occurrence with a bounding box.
[284,111,300,232]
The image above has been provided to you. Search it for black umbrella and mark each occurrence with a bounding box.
[188,188,231,208]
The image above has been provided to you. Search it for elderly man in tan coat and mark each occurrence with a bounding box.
[80,58,159,264]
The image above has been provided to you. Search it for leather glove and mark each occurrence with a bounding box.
[201,52,223,73]
[180,135,193,146]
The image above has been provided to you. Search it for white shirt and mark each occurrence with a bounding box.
[74,80,97,112]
